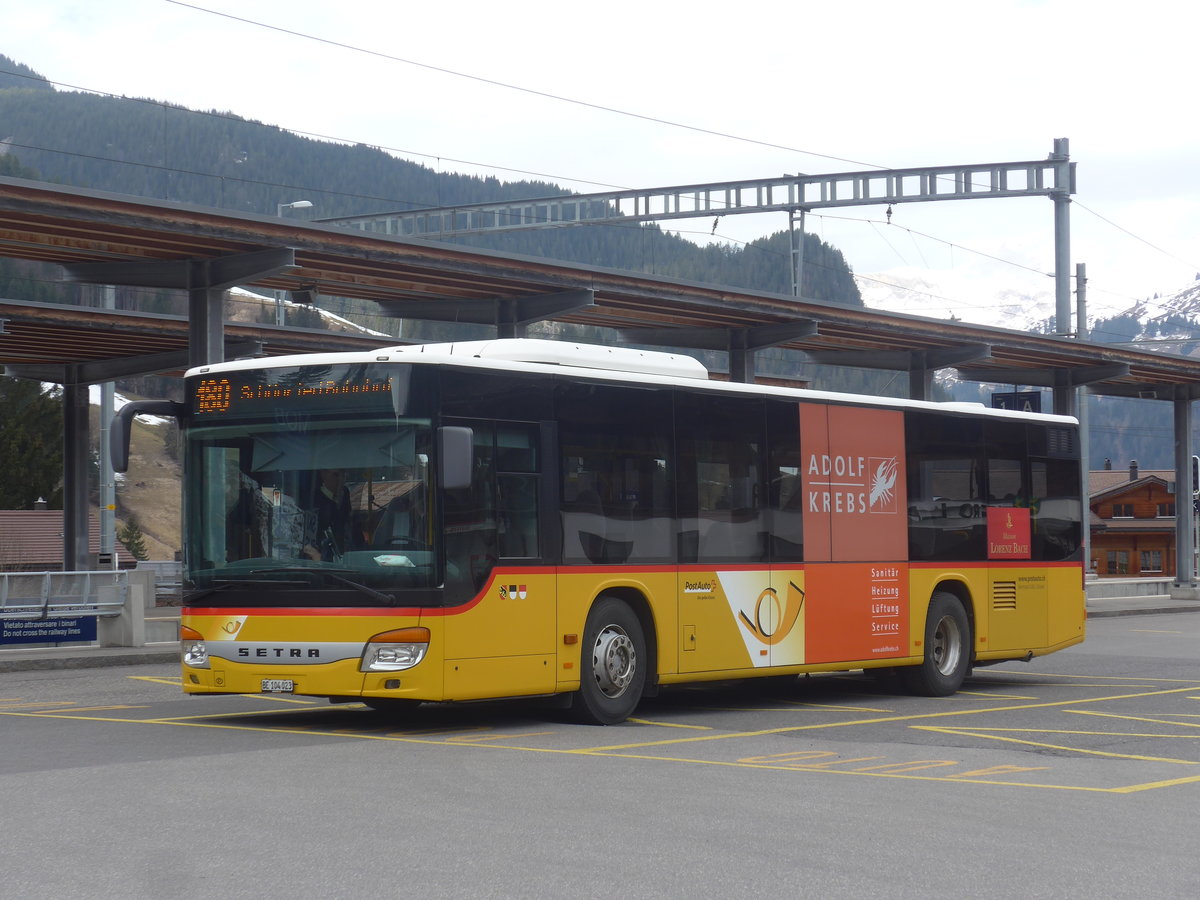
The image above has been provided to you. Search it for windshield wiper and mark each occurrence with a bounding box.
[184,577,309,604]
[248,566,397,606]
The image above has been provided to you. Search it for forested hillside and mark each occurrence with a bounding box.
[0,54,859,307]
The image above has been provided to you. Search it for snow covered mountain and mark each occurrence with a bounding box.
[857,267,1200,354]
[855,266,1056,334]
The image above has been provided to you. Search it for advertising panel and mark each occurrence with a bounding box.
[799,404,907,561]
[799,403,909,662]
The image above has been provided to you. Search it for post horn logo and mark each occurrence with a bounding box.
[738,582,805,646]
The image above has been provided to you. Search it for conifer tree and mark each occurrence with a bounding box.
[0,377,63,509]
[117,516,149,561]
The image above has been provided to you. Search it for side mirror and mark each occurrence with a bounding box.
[437,426,473,491]
[110,400,183,473]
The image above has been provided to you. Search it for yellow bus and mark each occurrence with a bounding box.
[115,338,1086,724]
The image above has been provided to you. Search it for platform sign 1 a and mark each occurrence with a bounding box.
[991,390,1042,413]
[0,616,97,645]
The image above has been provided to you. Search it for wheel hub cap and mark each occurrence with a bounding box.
[592,625,636,698]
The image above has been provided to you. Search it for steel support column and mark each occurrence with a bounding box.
[1052,367,1076,417]
[62,376,90,571]
[789,208,807,298]
[1173,387,1197,592]
[1052,137,1073,338]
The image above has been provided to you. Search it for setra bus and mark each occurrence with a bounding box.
[114,338,1086,724]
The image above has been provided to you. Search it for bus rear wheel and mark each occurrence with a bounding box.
[570,596,647,725]
[901,591,971,696]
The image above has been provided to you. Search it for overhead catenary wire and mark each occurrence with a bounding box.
[161,0,886,175]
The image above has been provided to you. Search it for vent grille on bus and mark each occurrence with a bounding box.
[1047,426,1076,457]
[992,581,1018,611]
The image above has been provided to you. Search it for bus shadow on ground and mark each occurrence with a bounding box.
[207,670,1054,733]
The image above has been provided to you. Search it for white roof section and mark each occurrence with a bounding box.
[187,338,1078,426]
[392,338,709,380]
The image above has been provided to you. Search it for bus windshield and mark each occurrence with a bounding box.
[185,416,436,602]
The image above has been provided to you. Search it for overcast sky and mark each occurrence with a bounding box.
[2,0,1198,324]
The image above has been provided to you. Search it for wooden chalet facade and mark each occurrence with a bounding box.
[0,510,134,572]
[1088,462,1179,577]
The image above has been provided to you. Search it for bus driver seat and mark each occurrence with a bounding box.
[373,486,426,549]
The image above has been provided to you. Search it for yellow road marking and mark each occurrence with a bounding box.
[576,686,1200,753]
[1066,709,1200,730]
[780,701,897,712]
[628,718,713,729]
[595,751,1125,793]
[445,732,555,743]
[128,676,182,686]
[854,760,960,773]
[5,704,1198,794]
[9,669,1200,795]
[949,764,1050,778]
[240,693,319,704]
[949,725,1200,740]
[914,725,1199,765]
[1002,671,1200,685]
[384,727,492,738]
[1110,774,1200,793]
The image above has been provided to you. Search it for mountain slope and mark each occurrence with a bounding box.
[0,53,861,306]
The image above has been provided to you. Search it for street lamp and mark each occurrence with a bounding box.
[275,200,312,324]
[277,199,313,217]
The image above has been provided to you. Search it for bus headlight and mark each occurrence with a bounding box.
[181,625,210,669]
[361,627,430,672]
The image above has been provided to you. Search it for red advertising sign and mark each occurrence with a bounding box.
[799,403,907,562]
[795,403,910,663]
[803,562,909,663]
[987,506,1032,559]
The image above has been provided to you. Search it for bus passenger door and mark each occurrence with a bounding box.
[676,392,773,674]
[440,420,557,698]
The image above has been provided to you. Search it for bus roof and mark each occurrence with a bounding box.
[188,338,1078,426]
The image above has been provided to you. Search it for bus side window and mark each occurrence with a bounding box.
[766,400,803,562]
[495,422,540,559]
[676,391,766,565]
[557,382,673,565]
[906,412,985,561]
[1030,457,1082,562]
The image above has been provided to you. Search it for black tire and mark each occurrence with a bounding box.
[570,596,647,725]
[900,591,971,696]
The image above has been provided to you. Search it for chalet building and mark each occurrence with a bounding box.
[1089,460,1180,577]
[0,508,134,572]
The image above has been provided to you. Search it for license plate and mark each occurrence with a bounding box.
[261,679,295,693]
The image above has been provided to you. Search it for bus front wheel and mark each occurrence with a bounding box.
[570,596,647,725]
[901,591,971,696]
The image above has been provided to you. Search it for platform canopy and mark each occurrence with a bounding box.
[1,174,1198,401]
